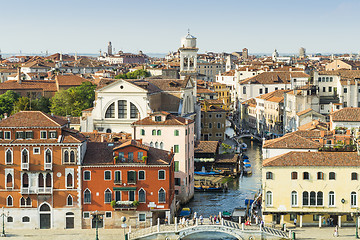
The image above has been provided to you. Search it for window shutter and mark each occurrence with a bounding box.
[30,131,34,139]
[0,131,3,139]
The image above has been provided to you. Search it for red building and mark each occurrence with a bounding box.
[81,140,175,228]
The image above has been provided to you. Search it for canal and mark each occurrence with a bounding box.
[185,138,263,221]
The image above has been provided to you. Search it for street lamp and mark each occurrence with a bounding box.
[91,211,104,240]
[0,207,9,237]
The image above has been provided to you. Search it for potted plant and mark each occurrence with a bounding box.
[133,200,140,206]
[142,156,148,162]
[111,200,116,208]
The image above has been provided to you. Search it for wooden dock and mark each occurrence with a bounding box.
[194,175,228,192]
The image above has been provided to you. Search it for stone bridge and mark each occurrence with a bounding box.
[127,219,290,240]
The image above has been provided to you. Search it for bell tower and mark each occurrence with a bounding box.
[108,41,113,56]
[179,30,198,79]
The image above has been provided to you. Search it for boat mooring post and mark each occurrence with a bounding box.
[221,218,224,226]
[157,218,160,232]
[242,223,244,231]
[175,217,178,232]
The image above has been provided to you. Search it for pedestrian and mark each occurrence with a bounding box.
[330,218,334,227]
[185,218,189,227]
[333,225,339,237]
[214,215,217,224]
[327,218,330,227]
[209,215,213,224]
[165,217,168,225]
[181,217,185,227]
[261,219,264,227]
[200,215,204,225]
[193,217,196,225]
[294,218,297,228]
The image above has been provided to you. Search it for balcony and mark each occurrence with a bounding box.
[21,187,36,194]
[111,200,138,210]
[127,179,137,185]
[37,187,53,194]
[44,163,52,171]
[21,163,29,171]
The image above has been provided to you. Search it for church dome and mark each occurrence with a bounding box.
[181,32,197,48]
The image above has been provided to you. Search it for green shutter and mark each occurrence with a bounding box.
[174,145,179,153]
[152,130,156,135]
[174,161,179,172]
[0,131,3,139]
[30,131,34,139]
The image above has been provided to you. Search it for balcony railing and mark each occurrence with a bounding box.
[44,163,52,170]
[38,187,52,194]
[112,201,137,210]
[21,163,29,170]
[128,179,137,184]
[20,187,36,194]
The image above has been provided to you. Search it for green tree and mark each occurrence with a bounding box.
[33,96,51,113]
[12,97,31,113]
[115,69,150,79]
[0,90,20,117]
[50,82,96,116]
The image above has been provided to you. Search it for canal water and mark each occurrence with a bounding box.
[181,137,263,239]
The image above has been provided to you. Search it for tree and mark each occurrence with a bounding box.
[12,97,31,113]
[0,90,20,117]
[33,96,51,113]
[115,69,150,79]
[50,82,96,116]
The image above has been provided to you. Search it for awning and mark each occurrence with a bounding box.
[113,187,137,191]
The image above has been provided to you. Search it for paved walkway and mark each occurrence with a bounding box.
[291,226,358,240]
[4,228,126,240]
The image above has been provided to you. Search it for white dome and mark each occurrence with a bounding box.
[181,33,197,48]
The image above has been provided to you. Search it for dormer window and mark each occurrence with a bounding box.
[49,131,57,139]
[155,116,162,122]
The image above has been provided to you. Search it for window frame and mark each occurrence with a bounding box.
[329,172,336,180]
[104,170,112,181]
[351,191,357,207]
[83,171,91,181]
[104,189,112,204]
[4,131,11,140]
[265,191,273,207]
[329,191,335,207]
[158,170,166,180]
[138,170,145,180]
[158,188,166,203]
[291,172,298,180]
[33,147,40,155]
[40,130,47,139]
[83,189,91,204]
[291,191,298,207]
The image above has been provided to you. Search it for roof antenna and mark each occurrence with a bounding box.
[187,28,190,34]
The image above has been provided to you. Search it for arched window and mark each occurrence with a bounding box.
[22,149,29,163]
[152,130,156,136]
[67,195,73,206]
[209,123,212,129]
[317,191,323,206]
[7,217,13,223]
[329,191,335,206]
[155,142,159,148]
[105,103,115,118]
[174,130,179,136]
[45,149,52,163]
[158,188,166,203]
[118,100,127,118]
[67,173,73,188]
[139,189,146,203]
[266,191,272,206]
[317,172,324,180]
[150,142,154,147]
[6,196,13,207]
[20,197,26,207]
[291,172,298,180]
[5,149,12,164]
[22,173,29,188]
[160,142,164,150]
[22,216,30,222]
[157,130,161,136]
[303,172,310,180]
[26,197,31,206]
[266,172,273,180]
[104,189,112,203]
[302,191,309,206]
[130,102,139,119]
[38,173,44,187]
[351,192,357,207]
[70,151,75,163]
[6,173,13,188]
[243,86,246,94]
[84,189,91,204]
[291,191,298,206]
[329,172,336,180]
[46,173,52,187]
[106,129,112,133]
[64,150,69,163]
[310,191,316,206]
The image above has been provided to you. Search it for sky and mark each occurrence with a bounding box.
[0,0,359,55]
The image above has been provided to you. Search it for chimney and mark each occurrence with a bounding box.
[186,119,189,124]
[17,67,21,83]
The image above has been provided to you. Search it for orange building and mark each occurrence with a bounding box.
[0,111,86,229]
[81,140,175,228]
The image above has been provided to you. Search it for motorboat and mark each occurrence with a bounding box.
[179,207,192,218]
[244,163,252,175]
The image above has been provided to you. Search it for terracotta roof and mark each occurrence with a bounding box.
[215,153,238,163]
[263,151,360,167]
[296,108,314,116]
[319,70,360,79]
[241,98,256,107]
[298,120,329,131]
[82,132,131,142]
[56,75,90,86]
[0,111,68,128]
[82,142,173,165]
[331,107,360,122]
[0,80,57,92]
[114,140,149,151]
[197,86,215,94]
[263,133,321,149]
[239,72,309,85]
[194,141,219,154]
[257,89,288,100]
[132,113,193,126]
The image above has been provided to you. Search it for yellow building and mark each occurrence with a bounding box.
[262,151,360,227]
[211,82,231,110]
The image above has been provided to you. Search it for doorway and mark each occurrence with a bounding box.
[92,217,103,228]
[39,203,51,229]
[66,212,74,229]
